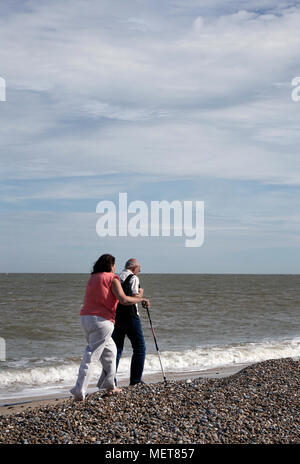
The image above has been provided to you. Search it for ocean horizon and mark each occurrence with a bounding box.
[0,273,299,402]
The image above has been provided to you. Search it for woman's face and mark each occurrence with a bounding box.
[112,263,116,273]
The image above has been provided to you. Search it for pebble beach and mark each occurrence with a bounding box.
[0,358,299,444]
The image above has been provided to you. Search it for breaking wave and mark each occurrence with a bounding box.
[0,337,299,401]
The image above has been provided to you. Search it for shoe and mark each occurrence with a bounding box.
[70,387,85,401]
[129,380,146,386]
[102,387,122,398]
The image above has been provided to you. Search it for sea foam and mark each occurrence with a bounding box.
[0,337,299,400]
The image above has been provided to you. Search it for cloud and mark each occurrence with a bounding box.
[0,1,300,191]
[0,1,300,272]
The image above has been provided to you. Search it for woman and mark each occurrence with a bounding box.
[70,254,150,401]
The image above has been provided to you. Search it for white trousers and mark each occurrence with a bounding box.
[71,315,117,399]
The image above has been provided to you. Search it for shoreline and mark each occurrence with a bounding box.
[0,363,249,416]
[0,358,299,444]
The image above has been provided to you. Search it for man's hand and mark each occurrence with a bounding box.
[141,299,150,309]
[138,287,144,297]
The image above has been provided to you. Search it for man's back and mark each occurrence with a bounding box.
[119,269,140,315]
[112,260,146,385]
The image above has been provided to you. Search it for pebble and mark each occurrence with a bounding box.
[0,358,299,444]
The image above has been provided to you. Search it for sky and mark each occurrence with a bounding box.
[0,0,300,273]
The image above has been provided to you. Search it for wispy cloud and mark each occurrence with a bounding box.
[1,1,300,184]
[0,0,300,271]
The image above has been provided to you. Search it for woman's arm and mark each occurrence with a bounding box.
[111,278,150,308]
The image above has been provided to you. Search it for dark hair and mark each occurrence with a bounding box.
[91,254,115,274]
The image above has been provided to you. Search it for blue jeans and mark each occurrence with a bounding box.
[112,313,146,385]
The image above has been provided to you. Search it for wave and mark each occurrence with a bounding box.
[145,337,300,373]
[0,337,299,398]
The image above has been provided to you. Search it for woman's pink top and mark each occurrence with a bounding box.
[80,272,120,323]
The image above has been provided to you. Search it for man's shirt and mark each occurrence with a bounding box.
[119,269,140,315]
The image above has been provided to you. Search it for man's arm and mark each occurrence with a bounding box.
[111,278,149,307]
[136,287,144,297]
[132,288,144,298]
[130,275,142,297]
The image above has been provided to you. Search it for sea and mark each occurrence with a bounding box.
[0,273,299,404]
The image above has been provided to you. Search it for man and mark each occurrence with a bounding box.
[112,258,146,386]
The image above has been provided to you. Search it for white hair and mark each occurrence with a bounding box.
[125,258,139,269]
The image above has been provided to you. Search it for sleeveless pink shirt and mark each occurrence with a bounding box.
[80,272,120,323]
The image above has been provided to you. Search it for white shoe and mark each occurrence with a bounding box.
[70,387,85,401]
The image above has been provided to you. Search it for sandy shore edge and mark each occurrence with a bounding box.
[0,363,249,416]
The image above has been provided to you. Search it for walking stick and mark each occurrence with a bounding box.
[142,302,167,384]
